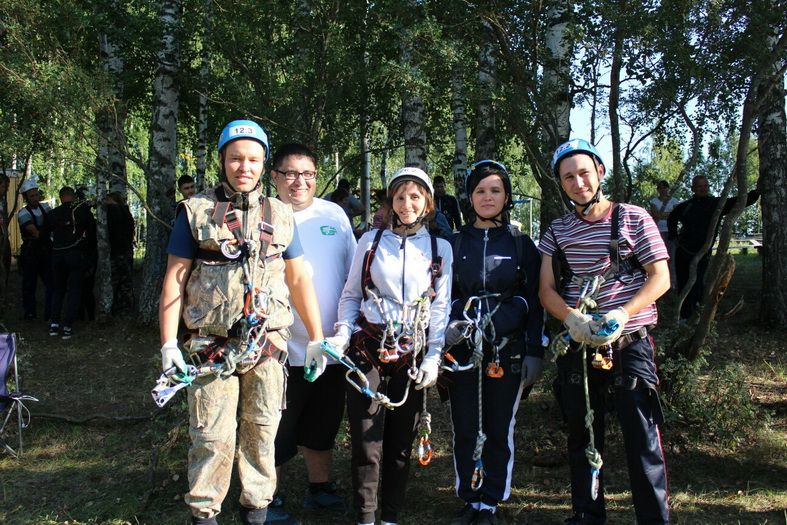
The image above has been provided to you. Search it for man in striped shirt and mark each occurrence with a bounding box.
[539,139,671,525]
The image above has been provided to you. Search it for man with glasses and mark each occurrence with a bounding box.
[268,143,357,524]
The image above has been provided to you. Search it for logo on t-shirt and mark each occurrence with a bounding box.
[320,225,337,236]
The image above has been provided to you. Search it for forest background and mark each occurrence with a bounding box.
[0,0,786,523]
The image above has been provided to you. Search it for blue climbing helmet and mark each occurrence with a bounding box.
[217,119,270,161]
[550,138,604,178]
[550,139,606,216]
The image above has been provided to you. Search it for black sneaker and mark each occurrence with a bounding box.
[49,323,60,337]
[450,503,478,525]
[564,514,605,525]
[61,326,73,340]
[303,481,345,511]
[475,509,498,525]
[264,494,299,525]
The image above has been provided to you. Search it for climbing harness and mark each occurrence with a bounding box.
[151,194,282,407]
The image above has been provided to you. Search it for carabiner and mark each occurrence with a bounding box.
[417,434,433,466]
[590,467,601,500]
[470,460,485,491]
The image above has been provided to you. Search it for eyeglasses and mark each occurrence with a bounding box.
[274,169,316,180]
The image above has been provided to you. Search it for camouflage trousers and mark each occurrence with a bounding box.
[185,356,285,519]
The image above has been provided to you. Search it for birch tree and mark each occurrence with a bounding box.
[401,36,427,169]
[139,0,181,323]
[475,19,497,160]
[451,73,469,208]
[758,30,787,324]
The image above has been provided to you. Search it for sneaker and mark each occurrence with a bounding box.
[475,509,498,525]
[303,481,346,511]
[191,517,218,525]
[450,503,478,525]
[264,494,299,525]
[49,323,60,337]
[61,326,73,340]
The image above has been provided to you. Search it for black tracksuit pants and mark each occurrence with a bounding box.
[345,331,424,524]
[50,249,84,327]
[447,341,525,507]
[555,337,669,525]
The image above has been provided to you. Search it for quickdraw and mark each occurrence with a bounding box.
[316,341,411,411]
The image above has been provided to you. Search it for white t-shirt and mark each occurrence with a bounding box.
[649,196,679,233]
[287,198,357,366]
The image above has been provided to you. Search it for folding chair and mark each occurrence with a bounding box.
[1,332,38,458]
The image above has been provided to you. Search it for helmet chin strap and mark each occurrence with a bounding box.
[577,188,603,216]
[392,212,426,231]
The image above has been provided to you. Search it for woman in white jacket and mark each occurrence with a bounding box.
[326,167,452,525]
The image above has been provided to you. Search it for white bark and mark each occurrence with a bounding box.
[759,32,787,323]
[140,0,181,323]
[543,0,572,143]
[195,0,211,190]
[452,74,469,204]
[475,20,497,159]
[401,39,427,169]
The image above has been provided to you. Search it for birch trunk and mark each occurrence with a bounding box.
[139,0,181,324]
[195,0,211,190]
[759,45,787,323]
[475,20,496,160]
[401,39,427,169]
[543,0,572,144]
[451,74,469,209]
[94,24,127,318]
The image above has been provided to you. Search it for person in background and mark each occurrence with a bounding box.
[540,139,670,525]
[106,192,135,313]
[47,186,95,340]
[267,143,356,525]
[16,178,53,321]
[158,120,324,525]
[667,174,760,320]
[178,174,197,201]
[446,160,544,525]
[325,167,452,525]
[648,180,678,289]
[325,179,364,222]
[434,175,463,231]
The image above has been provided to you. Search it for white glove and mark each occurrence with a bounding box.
[564,309,594,344]
[324,325,352,357]
[589,307,629,346]
[304,340,327,380]
[414,353,441,390]
[521,356,544,388]
[160,339,187,374]
[444,319,472,348]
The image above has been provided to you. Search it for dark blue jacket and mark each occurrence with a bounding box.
[450,224,544,358]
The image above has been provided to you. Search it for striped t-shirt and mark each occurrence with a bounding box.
[539,203,668,334]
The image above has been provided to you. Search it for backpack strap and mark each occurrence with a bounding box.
[361,227,386,301]
[428,233,443,301]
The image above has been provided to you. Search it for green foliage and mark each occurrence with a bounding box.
[660,353,766,448]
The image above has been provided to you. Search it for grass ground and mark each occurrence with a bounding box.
[1,253,785,525]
